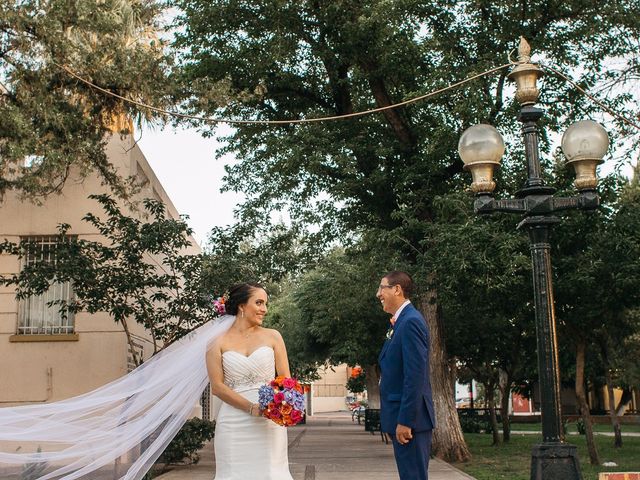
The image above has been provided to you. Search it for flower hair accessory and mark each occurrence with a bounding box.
[213,294,227,316]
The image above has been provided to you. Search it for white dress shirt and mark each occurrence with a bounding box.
[393,300,411,320]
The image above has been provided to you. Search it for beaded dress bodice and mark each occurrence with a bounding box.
[221,346,275,392]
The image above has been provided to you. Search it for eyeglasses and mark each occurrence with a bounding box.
[378,284,397,290]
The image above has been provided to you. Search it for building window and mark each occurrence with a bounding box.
[17,236,75,335]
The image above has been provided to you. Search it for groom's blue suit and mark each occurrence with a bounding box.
[378,302,435,480]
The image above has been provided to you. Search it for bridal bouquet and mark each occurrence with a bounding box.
[258,376,306,427]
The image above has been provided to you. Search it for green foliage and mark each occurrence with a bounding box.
[457,412,493,435]
[577,418,586,435]
[552,176,640,386]
[0,194,215,354]
[203,222,322,297]
[0,1,176,199]
[173,0,640,426]
[258,242,405,382]
[158,418,215,466]
[174,0,640,246]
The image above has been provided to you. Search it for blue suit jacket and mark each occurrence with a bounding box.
[378,303,435,434]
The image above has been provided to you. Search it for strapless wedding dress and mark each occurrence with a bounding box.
[214,346,294,480]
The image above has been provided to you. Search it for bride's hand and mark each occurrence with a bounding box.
[249,403,262,417]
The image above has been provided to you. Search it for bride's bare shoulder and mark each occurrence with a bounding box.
[207,335,228,357]
[262,327,284,343]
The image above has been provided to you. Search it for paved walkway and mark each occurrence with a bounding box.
[157,412,475,480]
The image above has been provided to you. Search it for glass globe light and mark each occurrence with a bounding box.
[561,120,609,191]
[458,124,505,194]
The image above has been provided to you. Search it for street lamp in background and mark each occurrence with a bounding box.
[458,37,609,480]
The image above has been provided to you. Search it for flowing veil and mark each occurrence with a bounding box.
[0,315,235,479]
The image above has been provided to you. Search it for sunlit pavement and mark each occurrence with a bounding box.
[157,411,476,480]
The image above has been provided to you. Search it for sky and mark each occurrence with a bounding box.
[138,124,243,247]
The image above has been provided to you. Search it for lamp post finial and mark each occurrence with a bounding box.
[518,37,532,63]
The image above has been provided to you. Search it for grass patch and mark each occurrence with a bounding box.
[454,433,640,480]
[506,422,640,434]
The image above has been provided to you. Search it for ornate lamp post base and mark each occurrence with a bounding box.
[530,443,582,480]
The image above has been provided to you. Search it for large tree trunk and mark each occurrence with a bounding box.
[600,342,623,448]
[575,339,600,465]
[498,369,511,443]
[365,364,381,409]
[485,383,501,445]
[419,294,471,462]
[605,370,623,448]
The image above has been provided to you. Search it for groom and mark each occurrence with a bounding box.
[377,271,435,480]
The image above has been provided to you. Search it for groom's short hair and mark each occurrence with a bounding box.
[383,271,414,298]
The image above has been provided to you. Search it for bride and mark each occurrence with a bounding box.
[207,283,294,480]
[0,282,295,479]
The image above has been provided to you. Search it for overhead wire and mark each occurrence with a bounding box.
[52,59,640,131]
[55,61,513,125]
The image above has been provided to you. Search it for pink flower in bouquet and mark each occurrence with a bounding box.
[273,392,285,404]
[282,377,296,389]
[290,410,303,423]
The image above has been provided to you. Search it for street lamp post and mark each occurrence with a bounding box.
[458,38,609,480]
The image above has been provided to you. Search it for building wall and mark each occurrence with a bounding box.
[309,364,350,414]
[0,133,200,407]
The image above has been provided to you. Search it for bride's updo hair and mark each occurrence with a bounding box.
[226,282,265,316]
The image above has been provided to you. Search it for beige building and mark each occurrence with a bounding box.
[0,132,200,407]
[308,363,353,414]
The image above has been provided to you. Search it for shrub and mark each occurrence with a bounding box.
[457,410,493,434]
[159,418,215,466]
[346,372,367,394]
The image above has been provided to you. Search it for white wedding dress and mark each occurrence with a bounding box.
[214,346,294,480]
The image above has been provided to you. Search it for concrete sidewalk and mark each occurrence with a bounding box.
[157,411,475,480]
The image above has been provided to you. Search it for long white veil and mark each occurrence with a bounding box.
[0,315,234,480]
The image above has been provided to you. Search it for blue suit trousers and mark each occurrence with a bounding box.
[391,429,432,480]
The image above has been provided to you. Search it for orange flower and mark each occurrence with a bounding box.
[281,403,293,415]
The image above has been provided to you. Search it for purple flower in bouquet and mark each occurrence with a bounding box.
[258,384,275,408]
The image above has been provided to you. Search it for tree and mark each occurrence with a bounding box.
[269,246,404,407]
[0,1,173,199]
[202,221,322,297]
[546,166,640,457]
[422,191,536,444]
[173,0,640,461]
[0,194,213,363]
